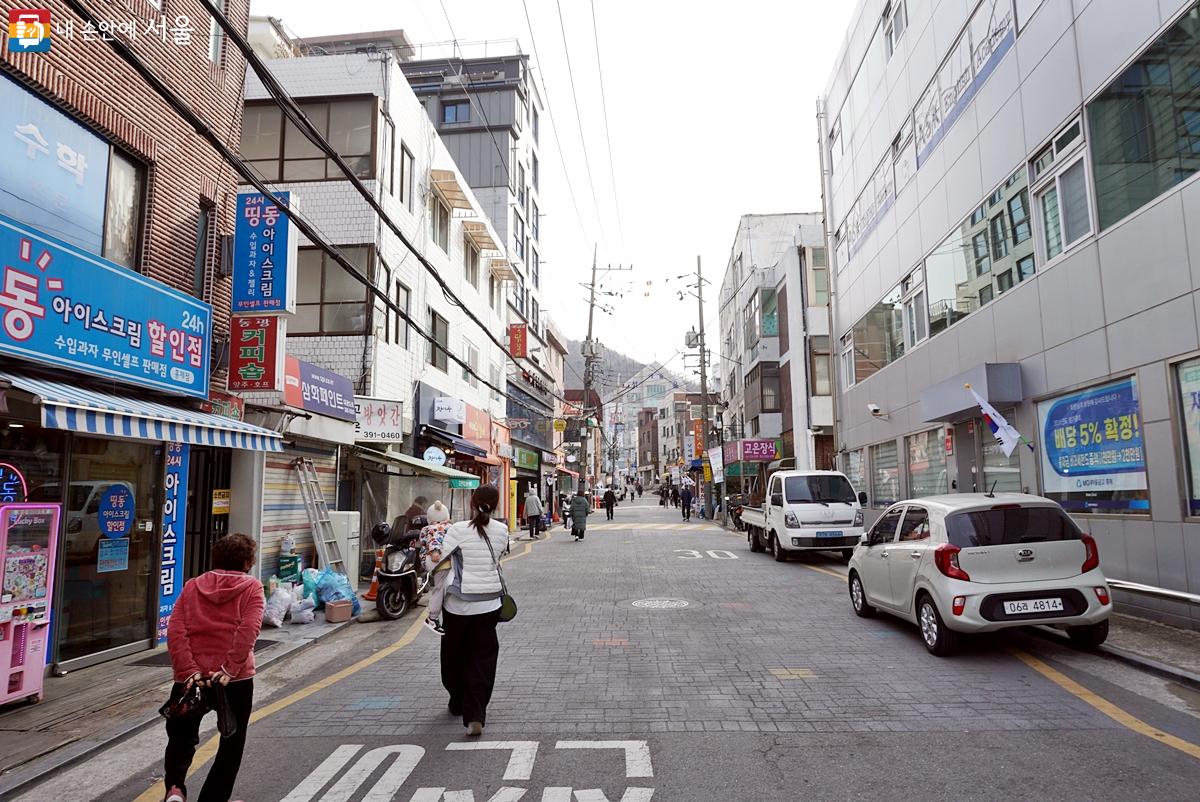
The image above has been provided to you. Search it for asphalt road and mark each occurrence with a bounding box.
[28,498,1200,801]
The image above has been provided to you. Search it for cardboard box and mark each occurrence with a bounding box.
[324,599,353,623]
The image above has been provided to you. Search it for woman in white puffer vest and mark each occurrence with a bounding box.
[438,484,510,736]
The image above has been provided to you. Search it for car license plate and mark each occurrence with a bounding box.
[815,530,843,539]
[1004,597,1064,615]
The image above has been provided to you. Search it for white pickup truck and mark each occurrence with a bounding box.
[740,469,867,561]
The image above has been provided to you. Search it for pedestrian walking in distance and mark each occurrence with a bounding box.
[523,491,544,540]
[671,486,680,508]
[636,482,643,498]
[603,486,617,520]
[680,485,694,521]
[570,490,591,540]
[162,533,264,802]
[439,485,510,737]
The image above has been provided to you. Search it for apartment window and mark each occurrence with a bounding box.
[517,164,527,208]
[851,285,903,382]
[489,274,499,311]
[192,204,213,298]
[996,269,1014,294]
[883,1,906,58]
[532,107,540,141]
[829,115,842,175]
[394,280,410,347]
[432,198,450,251]
[399,145,415,211]
[208,0,224,63]
[901,267,926,349]
[427,309,449,371]
[926,167,1035,337]
[531,200,540,241]
[464,237,480,287]
[443,101,470,124]
[1089,6,1200,229]
[743,292,760,344]
[532,153,540,190]
[513,211,526,259]
[530,297,540,332]
[1036,158,1090,260]
[869,441,899,508]
[381,119,394,196]
[242,99,375,181]
[892,116,916,190]
[840,333,855,388]
[463,339,479,387]
[103,150,145,268]
[1007,189,1032,244]
[811,335,832,396]
[810,259,829,305]
[294,246,372,335]
[490,363,502,403]
[531,248,540,288]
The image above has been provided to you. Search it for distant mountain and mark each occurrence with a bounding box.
[563,337,694,395]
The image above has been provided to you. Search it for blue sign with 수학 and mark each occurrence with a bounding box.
[97,484,134,539]
[0,214,212,398]
[233,191,297,314]
[0,76,111,257]
[157,442,189,644]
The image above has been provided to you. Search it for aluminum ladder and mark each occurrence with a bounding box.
[293,457,346,574]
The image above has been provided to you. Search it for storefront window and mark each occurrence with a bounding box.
[844,449,865,495]
[1036,377,1147,513]
[1,426,67,505]
[906,428,948,497]
[59,438,162,663]
[1175,358,1200,515]
[869,441,899,508]
[982,433,1022,494]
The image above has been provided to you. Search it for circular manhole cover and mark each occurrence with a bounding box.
[631,598,691,609]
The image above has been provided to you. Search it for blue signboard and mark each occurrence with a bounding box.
[0,214,212,398]
[1037,378,1148,512]
[157,442,189,643]
[0,76,110,256]
[97,484,134,538]
[98,538,130,573]
[233,191,297,314]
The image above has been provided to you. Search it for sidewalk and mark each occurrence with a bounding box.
[0,613,349,797]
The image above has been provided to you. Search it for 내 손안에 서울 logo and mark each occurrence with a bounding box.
[7,9,51,52]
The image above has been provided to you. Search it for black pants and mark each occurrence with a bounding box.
[163,679,253,802]
[441,609,501,726]
[682,503,691,520]
[605,503,614,520]
[526,514,540,538]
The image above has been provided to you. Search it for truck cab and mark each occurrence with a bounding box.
[742,468,867,560]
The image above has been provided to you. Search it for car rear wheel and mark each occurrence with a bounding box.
[749,528,765,553]
[1067,619,1109,649]
[772,533,787,562]
[849,572,875,618]
[917,593,957,656]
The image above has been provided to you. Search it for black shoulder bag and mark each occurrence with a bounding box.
[482,533,517,623]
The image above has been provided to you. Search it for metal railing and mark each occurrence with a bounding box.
[1108,579,1200,606]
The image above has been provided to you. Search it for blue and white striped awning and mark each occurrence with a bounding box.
[0,371,283,452]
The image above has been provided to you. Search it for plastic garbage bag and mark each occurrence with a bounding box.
[290,597,316,624]
[301,568,323,610]
[262,586,292,628]
[315,567,361,616]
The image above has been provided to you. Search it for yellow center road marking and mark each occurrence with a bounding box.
[1011,649,1200,760]
[132,531,554,801]
[769,668,816,679]
[798,563,850,581]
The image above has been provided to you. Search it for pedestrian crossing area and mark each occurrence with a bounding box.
[583,522,724,531]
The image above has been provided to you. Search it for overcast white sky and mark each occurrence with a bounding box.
[248,0,857,367]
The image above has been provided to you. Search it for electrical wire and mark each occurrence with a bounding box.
[61,0,552,418]
[588,0,625,254]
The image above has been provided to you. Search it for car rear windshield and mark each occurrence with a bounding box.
[784,475,856,504]
[946,506,1082,547]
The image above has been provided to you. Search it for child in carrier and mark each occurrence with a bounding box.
[419,501,452,635]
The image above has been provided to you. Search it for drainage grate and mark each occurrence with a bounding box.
[631,598,690,609]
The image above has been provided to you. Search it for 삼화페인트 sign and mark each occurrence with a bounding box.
[284,357,357,422]
[0,214,212,398]
[233,191,297,314]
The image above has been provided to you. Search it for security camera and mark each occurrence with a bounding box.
[867,403,881,415]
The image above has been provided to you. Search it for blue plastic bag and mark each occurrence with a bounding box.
[315,567,361,616]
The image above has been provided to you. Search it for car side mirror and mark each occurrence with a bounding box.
[770,492,783,507]
[858,491,868,506]
[859,533,869,546]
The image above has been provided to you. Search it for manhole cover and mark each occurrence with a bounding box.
[631,598,690,609]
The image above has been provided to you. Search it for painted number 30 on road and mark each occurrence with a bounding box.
[673,549,738,559]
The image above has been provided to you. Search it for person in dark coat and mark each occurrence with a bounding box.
[636,482,643,497]
[680,485,694,521]
[602,487,617,520]
[670,486,680,508]
[569,491,591,541]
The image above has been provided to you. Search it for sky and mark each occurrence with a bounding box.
[247,0,858,368]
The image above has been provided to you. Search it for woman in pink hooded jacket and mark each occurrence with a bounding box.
[163,533,264,802]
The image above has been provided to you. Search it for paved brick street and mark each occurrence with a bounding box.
[27,498,1200,801]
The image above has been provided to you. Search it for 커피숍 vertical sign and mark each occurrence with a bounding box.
[233,191,297,314]
[157,442,189,643]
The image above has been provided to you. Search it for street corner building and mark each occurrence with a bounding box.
[819,0,1200,629]
[0,0,290,676]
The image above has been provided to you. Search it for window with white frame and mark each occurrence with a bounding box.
[839,333,855,389]
[901,267,926,349]
[892,116,915,190]
[464,237,480,287]
[1031,117,1092,262]
[883,1,907,58]
[829,114,842,174]
[463,338,479,388]
[432,197,450,252]
[490,363,502,403]
[208,0,224,63]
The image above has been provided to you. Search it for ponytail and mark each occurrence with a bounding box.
[469,485,501,538]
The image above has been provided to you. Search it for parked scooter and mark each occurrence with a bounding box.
[369,521,430,620]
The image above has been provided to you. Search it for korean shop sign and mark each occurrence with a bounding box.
[233,191,297,314]
[354,396,405,442]
[157,442,189,643]
[0,214,212,398]
[284,356,357,422]
[0,76,110,257]
[741,439,778,462]
[515,447,539,471]
[227,315,284,392]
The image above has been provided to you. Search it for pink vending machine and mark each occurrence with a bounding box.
[0,503,59,705]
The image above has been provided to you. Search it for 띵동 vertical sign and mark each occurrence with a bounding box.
[158,442,189,644]
[233,191,297,314]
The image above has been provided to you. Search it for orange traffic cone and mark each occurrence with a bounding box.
[362,549,384,601]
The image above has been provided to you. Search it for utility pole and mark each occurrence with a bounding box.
[696,255,713,519]
[580,244,598,495]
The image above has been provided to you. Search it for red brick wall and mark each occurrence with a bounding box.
[1,0,251,355]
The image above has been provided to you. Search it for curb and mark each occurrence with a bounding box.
[0,620,351,800]
[1031,625,1200,692]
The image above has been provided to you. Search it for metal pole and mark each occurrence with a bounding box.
[697,255,713,519]
[579,244,598,495]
